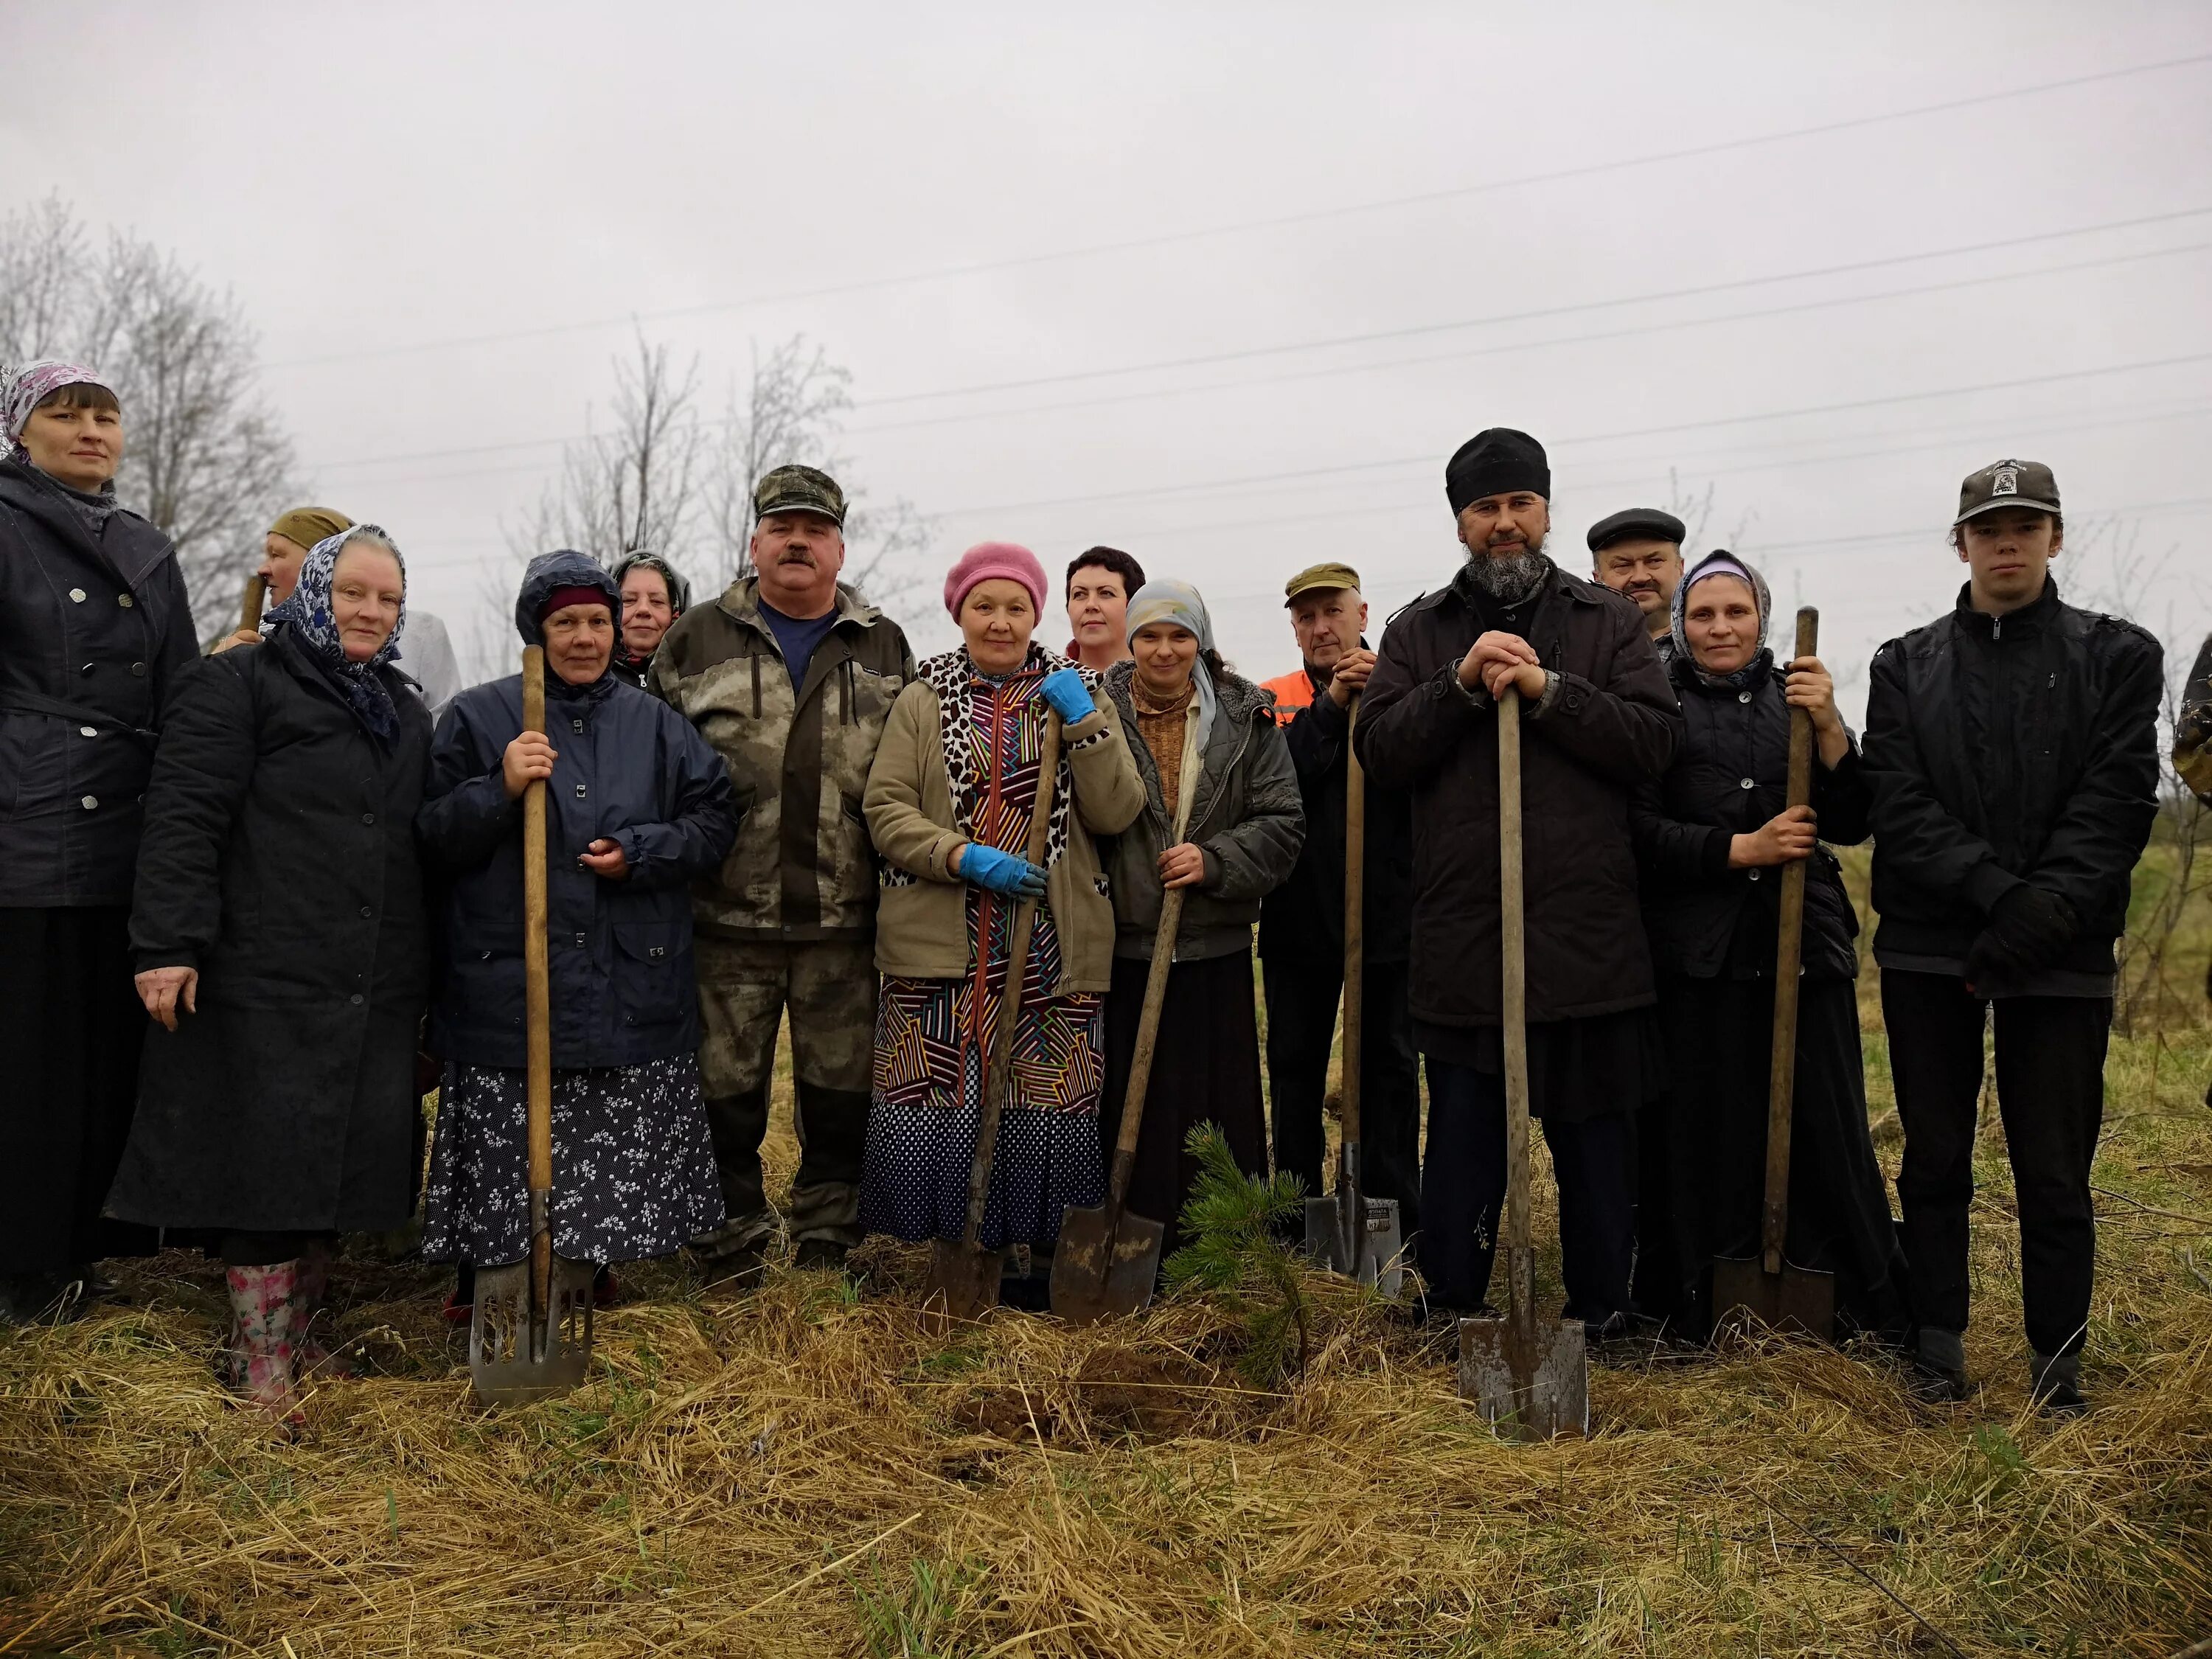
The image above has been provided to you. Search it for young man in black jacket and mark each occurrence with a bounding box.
[1863,459,2163,1413]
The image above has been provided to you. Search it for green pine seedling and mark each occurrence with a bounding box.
[1163,1123,1312,1388]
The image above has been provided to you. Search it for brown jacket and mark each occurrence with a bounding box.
[864,667,1145,995]
[650,576,916,943]
[1354,560,1679,1029]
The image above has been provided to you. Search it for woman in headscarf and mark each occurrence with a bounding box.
[1630,550,1907,1343]
[417,551,737,1311]
[858,543,1145,1305]
[1099,581,1304,1253]
[0,361,197,1324]
[608,550,691,691]
[107,526,431,1423]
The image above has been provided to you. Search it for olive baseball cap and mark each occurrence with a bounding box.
[1283,560,1362,605]
[1954,458,2059,526]
[753,464,846,526]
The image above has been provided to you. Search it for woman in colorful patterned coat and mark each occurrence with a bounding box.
[859,543,1146,1306]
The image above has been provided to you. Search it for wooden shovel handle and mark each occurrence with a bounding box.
[1498,686,1532,1281]
[1761,608,1819,1272]
[1339,693,1365,1163]
[238,573,268,635]
[1105,887,1184,1208]
[521,646,554,1301]
[959,711,1064,1248]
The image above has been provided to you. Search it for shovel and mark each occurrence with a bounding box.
[1051,888,1181,1324]
[1458,684,1590,1440]
[1303,693,1404,1293]
[1713,608,1836,1340]
[922,712,1065,1329]
[470,643,596,1405]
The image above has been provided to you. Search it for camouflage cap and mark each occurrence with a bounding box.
[1955,458,2060,526]
[1283,560,1362,605]
[754,464,846,527]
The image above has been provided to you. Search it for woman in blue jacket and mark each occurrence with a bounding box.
[417,551,738,1295]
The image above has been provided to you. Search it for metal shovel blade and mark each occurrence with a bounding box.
[1302,1195,1407,1296]
[1711,1253,1835,1342]
[467,1253,596,1405]
[1051,1202,1165,1325]
[1458,1312,1589,1441]
[920,1238,1002,1332]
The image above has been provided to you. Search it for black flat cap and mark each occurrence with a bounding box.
[1446,428,1549,515]
[1586,507,1686,553]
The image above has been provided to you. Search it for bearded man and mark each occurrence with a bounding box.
[1355,428,1679,1337]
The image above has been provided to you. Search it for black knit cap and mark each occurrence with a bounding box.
[1446,428,1550,515]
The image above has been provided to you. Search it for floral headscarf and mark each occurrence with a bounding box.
[1,360,116,465]
[268,526,409,740]
[1669,549,1773,692]
[1124,577,1220,756]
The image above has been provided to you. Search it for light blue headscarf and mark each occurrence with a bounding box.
[268,526,409,740]
[1124,577,1219,755]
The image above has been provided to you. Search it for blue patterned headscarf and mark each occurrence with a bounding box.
[268,525,408,740]
[1669,549,1773,692]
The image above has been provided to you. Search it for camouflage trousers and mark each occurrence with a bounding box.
[692,936,877,1254]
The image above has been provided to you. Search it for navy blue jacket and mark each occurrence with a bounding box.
[418,659,740,1071]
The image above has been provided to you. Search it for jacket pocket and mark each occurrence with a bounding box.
[612,921,692,1030]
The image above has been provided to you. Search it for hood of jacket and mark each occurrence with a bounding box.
[515,549,622,647]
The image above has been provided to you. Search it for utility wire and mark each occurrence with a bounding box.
[263,50,2212,372]
[307,216,2212,480]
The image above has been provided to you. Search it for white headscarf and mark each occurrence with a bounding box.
[1124,577,1220,760]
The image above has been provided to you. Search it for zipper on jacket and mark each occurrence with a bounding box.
[751,653,762,718]
[841,658,854,726]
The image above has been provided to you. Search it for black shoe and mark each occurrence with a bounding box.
[792,1238,850,1273]
[0,1272,84,1326]
[2030,1353,2087,1417]
[697,1239,771,1289]
[1908,1357,1970,1403]
[75,1266,123,1301]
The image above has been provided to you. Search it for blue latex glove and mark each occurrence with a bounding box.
[1037,667,1095,727]
[959,841,1048,898]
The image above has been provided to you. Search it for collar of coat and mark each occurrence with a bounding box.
[1105,658,1276,727]
[1397,557,1623,627]
[1950,574,2065,640]
[0,457,175,594]
[714,571,886,636]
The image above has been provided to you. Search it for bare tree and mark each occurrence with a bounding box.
[515,329,706,563]
[1,196,300,631]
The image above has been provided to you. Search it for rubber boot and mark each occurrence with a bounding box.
[1910,1327,1969,1402]
[290,1239,355,1381]
[226,1262,305,1429]
[2029,1351,2087,1416]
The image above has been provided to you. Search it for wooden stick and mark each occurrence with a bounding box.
[238,573,267,635]
[1105,888,1184,1209]
[1498,686,1532,1324]
[1338,693,1366,1211]
[521,645,553,1314]
[958,712,1064,1250]
[1760,609,1820,1274]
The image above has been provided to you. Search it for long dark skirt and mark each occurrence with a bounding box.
[1641,973,1908,1339]
[0,907,156,1273]
[421,1055,724,1266]
[1099,947,1267,1258]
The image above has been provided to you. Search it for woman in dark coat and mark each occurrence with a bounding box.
[108,526,431,1423]
[0,360,197,1323]
[417,550,737,1301]
[1630,551,1907,1342]
[1099,581,1304,1254]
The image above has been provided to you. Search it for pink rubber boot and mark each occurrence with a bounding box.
[225,1262,305,1429]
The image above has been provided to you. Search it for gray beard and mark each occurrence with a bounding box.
[1462,543,1550,604]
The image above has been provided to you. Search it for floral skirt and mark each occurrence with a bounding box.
[858,974,1106,1251]
[421,1055,724,1266]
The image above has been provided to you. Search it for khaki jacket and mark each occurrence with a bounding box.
[650,576,917,942]
[864,675,1145,995]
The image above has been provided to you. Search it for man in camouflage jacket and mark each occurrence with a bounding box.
[650,466,917,1277]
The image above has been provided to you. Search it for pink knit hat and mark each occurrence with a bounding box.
[944,541,1048,621]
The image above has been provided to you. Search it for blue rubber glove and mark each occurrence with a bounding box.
[959,841,1048,899]
[1037,667,1095,727]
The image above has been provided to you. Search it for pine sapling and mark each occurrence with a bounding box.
[1162,1123,1312,1387]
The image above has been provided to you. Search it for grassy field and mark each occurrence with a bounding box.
[1,848,2207,1656]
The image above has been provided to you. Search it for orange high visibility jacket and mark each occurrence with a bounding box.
[1260,667,1315,727]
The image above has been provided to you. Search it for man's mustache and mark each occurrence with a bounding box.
[777,549,817,565]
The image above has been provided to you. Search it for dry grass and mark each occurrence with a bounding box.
[2,852,2209,1656]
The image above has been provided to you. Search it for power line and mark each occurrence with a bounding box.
[308,214,2212,481]
[263,50,2212,372]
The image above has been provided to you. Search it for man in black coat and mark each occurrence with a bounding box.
[1256,563,1419,1232]
[1864,459,2163,1413]
[1357,429,1680,1335]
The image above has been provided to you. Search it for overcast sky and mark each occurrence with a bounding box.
[7,2,2210,712]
